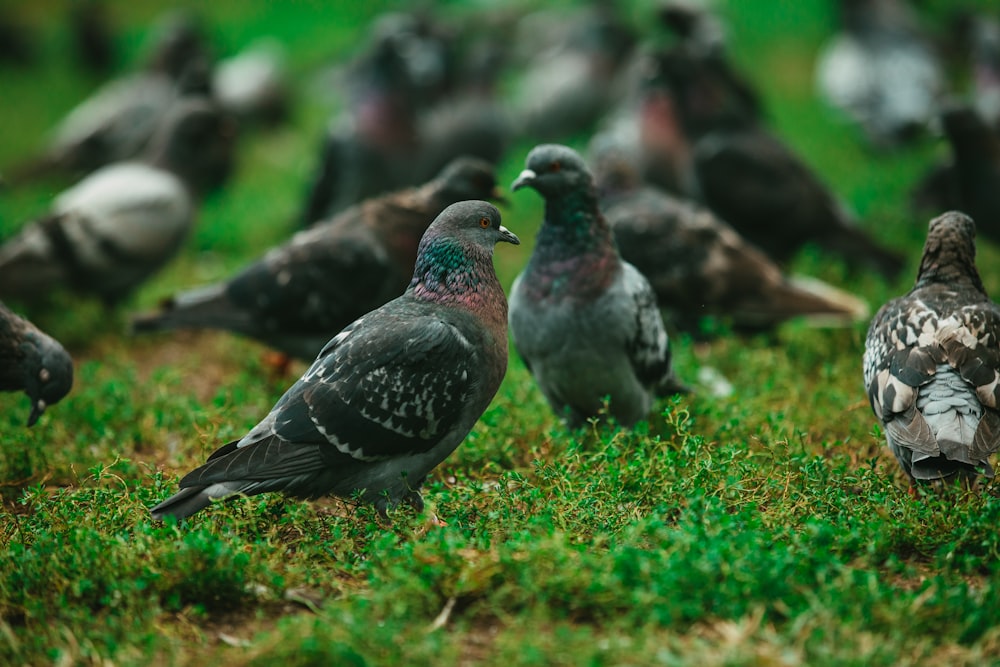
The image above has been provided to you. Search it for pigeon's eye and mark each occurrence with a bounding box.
[550,161,561,173]
[479,217,490,229]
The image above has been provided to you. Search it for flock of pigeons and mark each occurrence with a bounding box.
[2,0,1000,521]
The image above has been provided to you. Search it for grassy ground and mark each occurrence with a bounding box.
[2,1,1000,665]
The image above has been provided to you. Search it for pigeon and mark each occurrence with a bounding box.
[6,11,213,184]
[590,142,869,332]
[508,144,686,429]
[0,302,74,427]
[815,0,944,147]
[510,3,636,142]
[149,200,519,521]
[131,157,504,360]
[637,39,904,278]
[0,97,236,306]
[691,127,905,279]
[297,19,425,225]
[863,211,1000,484]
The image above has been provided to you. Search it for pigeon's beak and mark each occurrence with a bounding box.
[498,225,520,245]
[27,398,46,427]
[511,169,536,192]
[490,186,509,206]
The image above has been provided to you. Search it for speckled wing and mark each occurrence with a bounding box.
[181,307,476,490]
[864,293,1000,464]
[223,223,403,337]
[621,262,674,391]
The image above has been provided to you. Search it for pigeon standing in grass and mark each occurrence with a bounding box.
[0,303,73,427]
[864,211,1000,485]
[591,142,869,332]
[150,200,519,521]
[131,157,503,360]
[0,98,235,306]
[509,144,685,429]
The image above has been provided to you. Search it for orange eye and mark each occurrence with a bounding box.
[479,217,490,228]
[551,161,561,172]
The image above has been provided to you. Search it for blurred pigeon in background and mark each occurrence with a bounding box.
[6,10,213,184]
[0,302,73,427]
[213,38,291,127]
[149,200,519,521]
[864,211,1000,485]
[590,140,869,332]
[131,157,504,360]
[691,127,905,278]
[815,0,944,148]
[509,144,686,428]
[0,98,236,306]
[509,2,636,142]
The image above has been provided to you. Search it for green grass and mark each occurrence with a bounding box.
[3,0,1000,664]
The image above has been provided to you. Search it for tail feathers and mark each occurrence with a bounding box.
[149,482,245,521]
[762,275,870,326]
[130,283,253,335]
[819,224,906,280]
[910,451,990,483]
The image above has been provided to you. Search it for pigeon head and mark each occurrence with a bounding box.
[147,98,237,196]
[20,331,73,427]
[512,144,595,198]
[410,200,518,301]
[915,211,986,294]
[435,157,505,205]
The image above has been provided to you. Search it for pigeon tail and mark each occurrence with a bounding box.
[130,283,253,335]
[756,275,870,326]
[149,485,221,520]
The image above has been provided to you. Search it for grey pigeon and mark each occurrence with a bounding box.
[815,0,943,147]
[7,12,214,184]
[863,211,1000,484]
[509,144,685,429]
[149,200,519,521]
[131,157,503,360]
[510,3,636,142]
[591,143,869,332]
[0,302,73,427]
[691,127,905,279]
[0,98,236,306]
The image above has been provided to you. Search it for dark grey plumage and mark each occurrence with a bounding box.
[0,98,236,306]
[509,144,685,429]
[0,303,73,427]
[150,200,519,521]
[692,127,905,279]
[864,211,1000,484]
[131,157,503,360]
[591,144,869,331]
